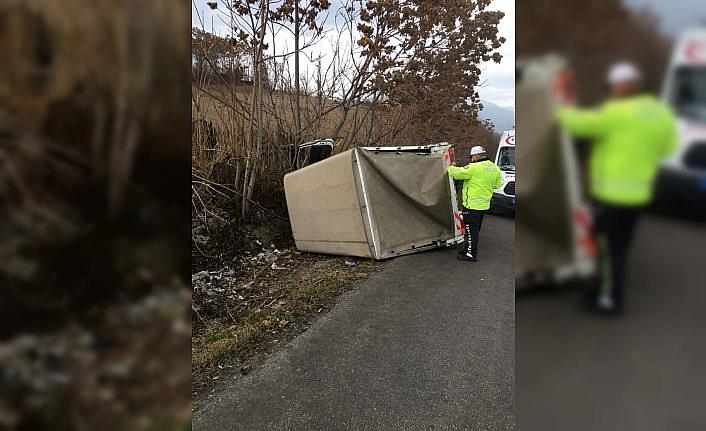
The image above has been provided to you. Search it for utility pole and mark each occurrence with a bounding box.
[294,0,301,146]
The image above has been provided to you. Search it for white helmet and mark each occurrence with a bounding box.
[470,146,486,156]
[607,61,642,85]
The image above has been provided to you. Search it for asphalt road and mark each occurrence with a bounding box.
[194,215,515,430]
[517,214,706,430]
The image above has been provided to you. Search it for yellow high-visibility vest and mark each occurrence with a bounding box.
[447,160,503,210]
[557,94,677,206]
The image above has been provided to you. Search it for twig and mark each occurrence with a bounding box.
[192,169,288,221]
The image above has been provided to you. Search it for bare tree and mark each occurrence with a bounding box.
[191,0,505,222]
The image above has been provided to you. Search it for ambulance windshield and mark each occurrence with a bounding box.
[671,66,706,122]
[497,146,515,172]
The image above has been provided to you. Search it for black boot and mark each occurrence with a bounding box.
[457,253,477,262]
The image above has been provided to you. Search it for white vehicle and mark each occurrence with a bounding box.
[660,28,706,207]
[490,130,516,213]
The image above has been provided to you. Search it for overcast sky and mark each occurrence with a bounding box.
[624,0,706,36]
[192,0,515,110]
[477,0,514,109]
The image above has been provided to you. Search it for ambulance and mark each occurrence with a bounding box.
[659,28,706,210]
[490,129,516,214]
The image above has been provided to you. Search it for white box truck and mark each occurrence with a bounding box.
[284,143,464,260]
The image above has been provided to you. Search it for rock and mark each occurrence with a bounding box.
[311,261,330,270]
[192,271,210,282]
[263,253,278,264]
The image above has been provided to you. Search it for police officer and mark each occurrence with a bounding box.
[557,61,677,313]
[447,146,503,262]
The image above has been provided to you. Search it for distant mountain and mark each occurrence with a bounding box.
[478,100,515,133]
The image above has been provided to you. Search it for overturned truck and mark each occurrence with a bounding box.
[284,144,464,260]
[516,55,597,287]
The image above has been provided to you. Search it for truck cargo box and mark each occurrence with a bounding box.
[284,144,464,260]
[516,55,596,285]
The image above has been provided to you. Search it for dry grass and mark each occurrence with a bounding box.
[192,250,379,388]
[1,1,191,429]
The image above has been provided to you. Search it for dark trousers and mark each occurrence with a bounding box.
[593,202,641,310]
[461,209,485,258]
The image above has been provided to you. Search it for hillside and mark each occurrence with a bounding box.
[479,100,515,133]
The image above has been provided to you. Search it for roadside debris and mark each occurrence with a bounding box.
[192,218,381,394]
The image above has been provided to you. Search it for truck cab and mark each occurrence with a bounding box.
[490,129,516,214]
[659,29,706,209]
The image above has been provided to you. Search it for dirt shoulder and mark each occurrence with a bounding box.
[192,219,381,402]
